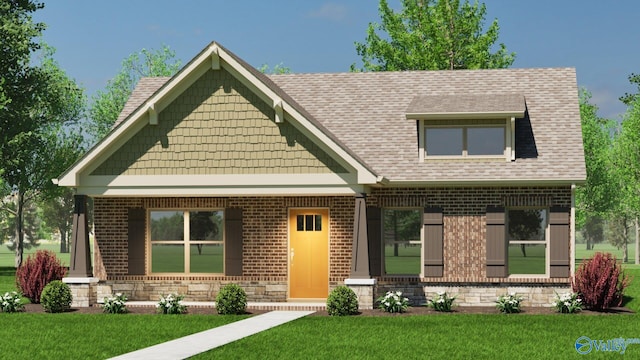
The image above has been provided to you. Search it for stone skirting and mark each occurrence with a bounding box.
[63,277,99,307]
[376,282,571,307]
[102,279,288,302]
[345,278,377,310]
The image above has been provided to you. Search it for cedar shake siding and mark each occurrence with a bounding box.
[91,68,346,176]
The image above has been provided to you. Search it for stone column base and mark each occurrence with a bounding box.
[345,278,377,310]
[63,277,99,307]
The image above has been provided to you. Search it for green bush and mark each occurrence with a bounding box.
[215,284,247,315]
[40,280,72,313]
[326,286,359,316]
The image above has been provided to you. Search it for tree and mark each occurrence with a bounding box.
[352,0,515,71]
[575,90,616,250]
[0,1,85,267]
[88,45,182,142]
[39,188,74,253]
[620,73,640,106]
[259,63,292,74]
[612,83,640,264]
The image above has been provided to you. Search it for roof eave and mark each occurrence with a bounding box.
[405,111,525,120]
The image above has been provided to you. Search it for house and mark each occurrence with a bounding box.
[56,41,585,308]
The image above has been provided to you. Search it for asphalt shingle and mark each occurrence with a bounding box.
[117,65,585,184]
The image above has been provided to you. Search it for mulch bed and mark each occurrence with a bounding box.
[22,303,634,316]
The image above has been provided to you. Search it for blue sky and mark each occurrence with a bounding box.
[35,0,639,120]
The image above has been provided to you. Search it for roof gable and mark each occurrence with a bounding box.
[56,42,378,194]
[91,68,347,177]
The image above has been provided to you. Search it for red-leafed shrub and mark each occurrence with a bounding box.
[16,251,67,304]
[573,252,631,311]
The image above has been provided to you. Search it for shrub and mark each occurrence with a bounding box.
[156,293,187,314]
[0,291,25,313]
[40,280,72,313]
[552,291,583,314]
[573,252,631,311]
[215,284,247,315]
[428,291,456,312]
[377,290,409,313]
[326,286,359,316]
[496,293,522,314]
[16,250,67,304]
[102,293,128,314]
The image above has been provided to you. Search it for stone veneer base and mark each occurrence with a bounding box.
[63,277,99,307]
[376,283,571,307]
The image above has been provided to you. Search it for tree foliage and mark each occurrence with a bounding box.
[0,1,85,267]
[88,45,181,142]
[619,73,640,106]
[575,90,616,250]
[353,0,515,71]
[258,63,292,74]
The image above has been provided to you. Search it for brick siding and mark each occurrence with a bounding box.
[93,185,571,302]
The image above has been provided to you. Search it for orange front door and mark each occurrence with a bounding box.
[289,209,329,299]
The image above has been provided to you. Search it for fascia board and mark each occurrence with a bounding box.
[406,111,525,120]
[80,173,357,187]
[386,178,586,187]
[74,185,368,197]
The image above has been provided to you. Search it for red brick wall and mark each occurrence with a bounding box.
[369,186,572,283]
[92,186,572,300]
[93,196,355,284]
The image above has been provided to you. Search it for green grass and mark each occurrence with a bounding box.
[0,243,72,268]
[0,313,245,359]
[0,256,639,358]
[576,243,636,265]
[197,315,640,359]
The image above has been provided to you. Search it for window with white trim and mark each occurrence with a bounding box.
[149,210,224,274]
[507,208,548,275]
[423,122,506,158]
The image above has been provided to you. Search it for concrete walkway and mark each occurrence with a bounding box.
[108,310,313,360]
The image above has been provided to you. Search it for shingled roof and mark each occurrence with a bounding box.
[116,65,585,185]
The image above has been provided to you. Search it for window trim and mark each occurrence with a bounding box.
[147,208,225,275]
[419,117,515,162]
[381,207,424,277]
[506,207,550,278]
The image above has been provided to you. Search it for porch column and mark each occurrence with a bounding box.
[346,193,376,309]
[63,195,98,307]
[69,195,92,277]
[350,193,370,278]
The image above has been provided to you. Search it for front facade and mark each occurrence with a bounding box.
[57,42,586,307]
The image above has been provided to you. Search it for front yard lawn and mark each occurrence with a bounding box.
[199,315,639,359]
[0,313,245,359]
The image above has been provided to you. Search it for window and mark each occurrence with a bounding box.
[150,210,224,274]
[382,209,422,275]
[507,208,548,275]
[425,125,505,157]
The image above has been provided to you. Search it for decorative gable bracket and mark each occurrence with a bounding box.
[274,99,284,123]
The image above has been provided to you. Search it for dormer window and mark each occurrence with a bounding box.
[425,122,505,157]
[406,94,525,162]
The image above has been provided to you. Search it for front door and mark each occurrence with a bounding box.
[289,209,329,299]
